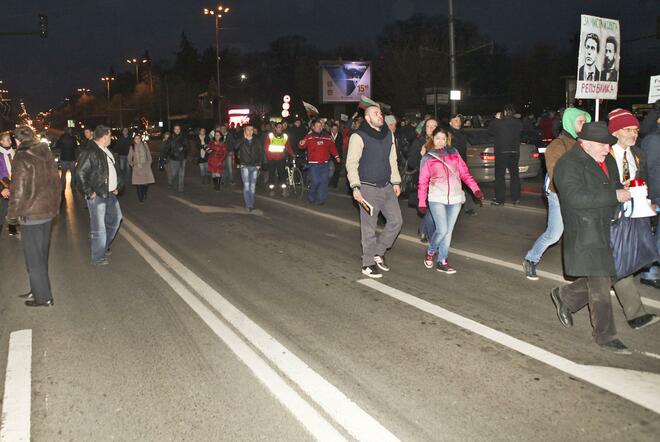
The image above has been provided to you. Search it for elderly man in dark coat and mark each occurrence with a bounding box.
[550,122,632,354]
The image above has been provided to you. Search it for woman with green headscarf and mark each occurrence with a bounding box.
[523,107,592,280]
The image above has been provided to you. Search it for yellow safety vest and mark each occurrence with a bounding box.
[268,133,288,153]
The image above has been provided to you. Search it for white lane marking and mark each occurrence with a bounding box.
[358,279,660,415]
[168,196,260,215]
[120,229,347,442]
[1,329,32,442]
[245,193,660,311]
[121,219,399,442]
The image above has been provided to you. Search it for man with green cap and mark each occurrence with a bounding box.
[523,107,591,280]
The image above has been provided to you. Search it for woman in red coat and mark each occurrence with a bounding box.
[207,130,228,191]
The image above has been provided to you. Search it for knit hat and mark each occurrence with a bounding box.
[608,108,639,133]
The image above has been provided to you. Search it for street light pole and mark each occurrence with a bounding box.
[204,5,230,125]
[101,76,115,124]
[448,0,457,116]
[127,58,148,88]
[215,13,221,125]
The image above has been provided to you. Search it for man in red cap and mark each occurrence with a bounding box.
[606,108,659,331]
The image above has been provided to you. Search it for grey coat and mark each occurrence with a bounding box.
[128,142,155,185]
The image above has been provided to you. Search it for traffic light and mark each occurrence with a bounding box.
[38,14,47,38]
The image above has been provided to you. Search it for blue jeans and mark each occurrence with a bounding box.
[308,162,329,204]
[427,202,462,262]
[240,166,258,209]
[87,194,122,263]
[640,213,660,280]
[199,162,208,177]
[525,191,564,264]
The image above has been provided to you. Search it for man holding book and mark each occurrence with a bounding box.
[346,105,402,278]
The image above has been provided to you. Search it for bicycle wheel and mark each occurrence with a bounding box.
[291,168,305,198]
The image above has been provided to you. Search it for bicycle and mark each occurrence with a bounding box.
[285,156,305,198]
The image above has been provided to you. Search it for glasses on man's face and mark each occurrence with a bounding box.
[621,128,639,134]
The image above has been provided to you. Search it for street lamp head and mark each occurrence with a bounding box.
[240,74,247,81]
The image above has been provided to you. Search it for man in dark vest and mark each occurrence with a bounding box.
[551,122,632,354]
[346,105,402,278]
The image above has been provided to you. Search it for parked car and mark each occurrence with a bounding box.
[464,128,541,183]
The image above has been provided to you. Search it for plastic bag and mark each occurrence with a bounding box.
[610,205,660,280]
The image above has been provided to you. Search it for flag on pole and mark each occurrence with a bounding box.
[302,101,319,117]
[358,95,379,110]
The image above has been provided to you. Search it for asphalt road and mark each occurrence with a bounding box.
[1,165,660,441]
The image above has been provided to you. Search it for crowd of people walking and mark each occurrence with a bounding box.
[2,98,659,356]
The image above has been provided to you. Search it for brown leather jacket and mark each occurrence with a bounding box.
[545,131,575,193]
[7,139,61,222]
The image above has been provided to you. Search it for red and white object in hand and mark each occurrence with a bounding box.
[628,178,656,218]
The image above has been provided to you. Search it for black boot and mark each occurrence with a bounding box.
[8,224,17,236]
[213,178,221,191]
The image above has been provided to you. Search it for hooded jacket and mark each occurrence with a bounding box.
[7,139,61,222]
[417,148,480,207]
[545,108,592,192]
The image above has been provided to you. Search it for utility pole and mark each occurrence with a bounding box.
[215,14,221,125]
[448,0,457,116]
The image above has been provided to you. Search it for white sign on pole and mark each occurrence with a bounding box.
[575,15,620,100]
[320,61,371,103]
[649,75,660,104]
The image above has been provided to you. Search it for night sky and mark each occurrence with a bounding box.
[1,0,658,112]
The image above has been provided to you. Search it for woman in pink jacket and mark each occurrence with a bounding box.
[418,128,484,273]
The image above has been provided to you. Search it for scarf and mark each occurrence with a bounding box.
[0,147,13,179]
[358,121,390,140]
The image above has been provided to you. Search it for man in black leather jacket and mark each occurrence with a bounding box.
[75,125,124,265]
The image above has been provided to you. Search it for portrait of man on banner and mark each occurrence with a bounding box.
[575,14,620,100]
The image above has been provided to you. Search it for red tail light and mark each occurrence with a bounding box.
[542,138,552,142]
[532,153,540,159]
[480,153,496,161]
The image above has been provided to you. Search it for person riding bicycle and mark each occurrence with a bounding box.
[264,122,295,195]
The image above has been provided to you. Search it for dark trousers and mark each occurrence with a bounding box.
[329,158,341,187]
[559,276,616,345]
[359,184,403,266]
[494,152,520,203]
[0,197,7,227]
[267,160,286,187]
[308,163,330,204]
[21,221,54,304]
[136,185,149,202]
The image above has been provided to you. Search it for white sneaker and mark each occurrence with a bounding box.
[361,265,383,278]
